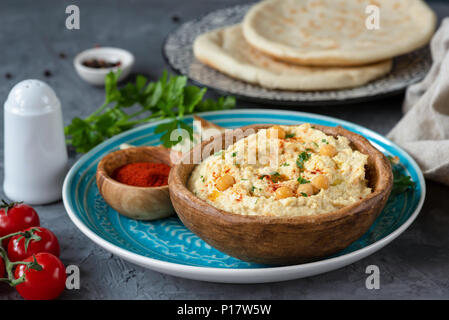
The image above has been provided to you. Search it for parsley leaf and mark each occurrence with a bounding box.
[270,172,282,183]
[259,172,283,183]
[297,176,311,184]
[392,175,414,196]
[296,152,311,169]
[388,156,415,196]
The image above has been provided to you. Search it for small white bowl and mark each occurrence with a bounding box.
[74,47,134,86]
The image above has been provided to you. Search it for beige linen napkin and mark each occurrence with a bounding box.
[388,19,449,186]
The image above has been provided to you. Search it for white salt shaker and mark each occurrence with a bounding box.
[3,80,68,204]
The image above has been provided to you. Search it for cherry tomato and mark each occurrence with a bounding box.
[7,227,60,262]
[0,256,4,278]
[0,202,40,247]
[14,253,66,300]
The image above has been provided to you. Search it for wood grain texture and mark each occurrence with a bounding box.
[96,146,174,220]
[169,124,393,265]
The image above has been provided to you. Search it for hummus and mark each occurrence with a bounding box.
[188,124,372,217]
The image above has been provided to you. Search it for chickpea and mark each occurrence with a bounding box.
[267,125,286,139]
[297,183,315,197]
[216,175,235,191]
[275,186,294,200]
[311,175,330,190]
[319,144,337,157]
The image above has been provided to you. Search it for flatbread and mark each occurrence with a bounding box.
[243,0,436,66]
[193,25,392,91]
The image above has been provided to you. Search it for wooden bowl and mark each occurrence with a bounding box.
[169,124,393,265]
[96,146,174,220]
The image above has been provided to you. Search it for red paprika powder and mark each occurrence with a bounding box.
[112,162,171,187]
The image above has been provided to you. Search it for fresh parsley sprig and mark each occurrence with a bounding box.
[388,156,415,196]
[65,70,235,152]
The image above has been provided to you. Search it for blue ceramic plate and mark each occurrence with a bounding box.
[63,109,425,283]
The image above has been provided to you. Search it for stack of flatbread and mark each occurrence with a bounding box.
[193,0,436,91]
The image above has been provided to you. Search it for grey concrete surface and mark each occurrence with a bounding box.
[0,0,448,299]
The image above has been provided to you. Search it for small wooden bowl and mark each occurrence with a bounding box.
[96,146,174,220]
[169,124,393,265]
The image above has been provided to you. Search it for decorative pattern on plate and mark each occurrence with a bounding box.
[64,110,423,271]
[163,4,432,105]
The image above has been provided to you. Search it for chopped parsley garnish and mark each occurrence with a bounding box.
[322,139,329,144]
[281,162,290,167]
[200,175,205,183]
[270,172,282,183]
[296,152,311,169]
[300,192,308,197]
[312,142,319,148]
[297,176,311,184]
[285,133,296,139]
[241,178,248,181]
[251,186,256,192]
[232,152,237,157]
